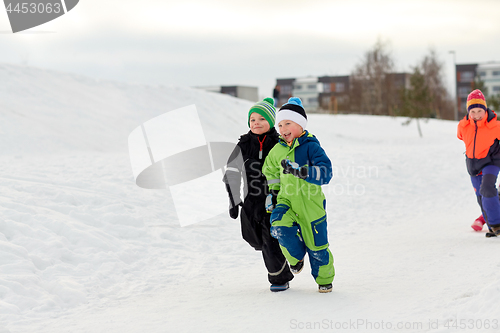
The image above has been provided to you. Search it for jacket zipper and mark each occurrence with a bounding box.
[257,135,267,160]
[473,120,478,159]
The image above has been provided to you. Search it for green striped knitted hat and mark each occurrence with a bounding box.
[248,98,276,128]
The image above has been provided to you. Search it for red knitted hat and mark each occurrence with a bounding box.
[467,89,487,112]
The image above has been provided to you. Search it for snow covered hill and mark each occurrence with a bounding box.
[1,64,499,333]
[0,64,251,155]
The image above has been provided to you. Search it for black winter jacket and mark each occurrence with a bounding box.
[224,128,279,208]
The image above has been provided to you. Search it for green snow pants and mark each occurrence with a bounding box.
[270,202,335,285]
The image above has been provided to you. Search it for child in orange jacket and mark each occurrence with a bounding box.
[457,89,500,237]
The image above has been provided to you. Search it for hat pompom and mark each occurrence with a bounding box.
[263,97,274,105]
[286,97,303,107]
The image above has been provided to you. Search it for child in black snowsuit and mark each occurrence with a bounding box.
[223,98,293,291]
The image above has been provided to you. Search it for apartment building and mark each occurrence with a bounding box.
[276,76,349,112]
[276,73,408,114]
[318,75,350,113]
[275,78,295,107]
[292,77,321,111]
[456,64,478,118]
[455,62,500,119]
[477,62,500,97]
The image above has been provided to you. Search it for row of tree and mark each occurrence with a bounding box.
[347,38,458,136]
[345,38,500,136]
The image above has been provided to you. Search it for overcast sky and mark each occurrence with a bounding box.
[1,0,500,99]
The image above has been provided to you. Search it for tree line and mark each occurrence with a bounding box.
[348,38,455,136]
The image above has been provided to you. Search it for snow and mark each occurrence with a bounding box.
[1,63,500,333]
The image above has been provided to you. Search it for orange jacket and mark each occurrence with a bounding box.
[457,108,500,175]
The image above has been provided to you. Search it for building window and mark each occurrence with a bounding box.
[458,87,470,97]
[479,71,487,77]
[281,85,292,94]
[493,71,500,76]
[460,71,474,82]
[322,96,331,106]
[323,83,331,93]
[493,86,500,93]
[294,84,302,90]
[308,97,317,104]
[336,82,345,93]
[307,84,317,90]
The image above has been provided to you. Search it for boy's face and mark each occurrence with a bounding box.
[469,107,486,121]
[249,112,270,135]
[278,119,303,144]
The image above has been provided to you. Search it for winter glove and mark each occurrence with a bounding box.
[229,203,240,219]
[281,159,308,180]
[265,189,279,213]
[224,181,242,220]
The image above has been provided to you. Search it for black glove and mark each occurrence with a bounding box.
[281,159,308,180]
[225,181,241,219]
[229,204,240,219]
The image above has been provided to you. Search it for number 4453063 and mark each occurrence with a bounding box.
[444,319,498,330]
[5,2,62,14]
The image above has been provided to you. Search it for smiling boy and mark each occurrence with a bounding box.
[457,89,500,237]
[263,97,335,292]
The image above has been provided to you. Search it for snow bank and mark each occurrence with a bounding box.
[0,64,252,330]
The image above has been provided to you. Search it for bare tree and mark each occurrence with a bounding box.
[350,38,395,115]
[419,48,454,120]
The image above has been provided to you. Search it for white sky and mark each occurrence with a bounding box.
[1,0,500,99]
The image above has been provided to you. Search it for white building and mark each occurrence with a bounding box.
[291,77,321,111]
[477,62,500,97]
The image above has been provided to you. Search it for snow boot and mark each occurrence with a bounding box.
[318,283,333,293]
[290,260,304,274]
[471,215,486,231]
[486,224,500,238]
[270,281,289,292]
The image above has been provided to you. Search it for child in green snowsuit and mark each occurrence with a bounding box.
[263,97,335,293]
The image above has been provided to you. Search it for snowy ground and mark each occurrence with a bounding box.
[1,64,500,332]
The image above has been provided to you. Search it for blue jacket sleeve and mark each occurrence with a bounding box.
[305,143,332,185]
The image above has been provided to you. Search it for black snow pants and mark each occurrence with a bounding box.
[240,199,294,285]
